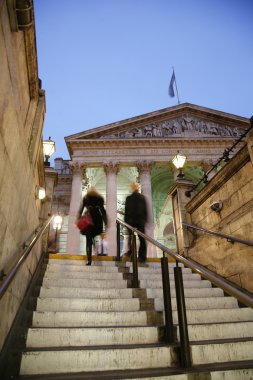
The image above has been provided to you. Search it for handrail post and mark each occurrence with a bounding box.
[174,264,191,368]
[131,232,139,288]
[115,218,253,309]
[116,221,121,261]
[161,252,174,343]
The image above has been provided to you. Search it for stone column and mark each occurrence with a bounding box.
[137,160,155,257]
[104,161,119,256]
[168,179,194,256]
[40,166,58,254]
[246,123,253,165]
[40,166,58,221]
[172,166,182,181]
[66,162,86,254]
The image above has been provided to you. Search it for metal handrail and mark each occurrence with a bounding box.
[0,216,54,300]
[116,218,178,256]
[116,218,253,308]
[117,218,192,367]
[182,222,253,248]
[185,116,253,197]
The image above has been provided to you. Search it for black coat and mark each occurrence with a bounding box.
[79,193,107,237]
[124,191,148,228]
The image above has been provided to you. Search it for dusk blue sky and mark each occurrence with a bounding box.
[34,0,253,160]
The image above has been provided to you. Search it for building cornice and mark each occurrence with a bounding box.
[65,103,249,141]
[70,136,238,150]
[65,104,250,156]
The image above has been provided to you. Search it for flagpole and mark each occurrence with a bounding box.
[172,67,180,105]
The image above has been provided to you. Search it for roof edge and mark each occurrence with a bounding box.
[65,103,249,142]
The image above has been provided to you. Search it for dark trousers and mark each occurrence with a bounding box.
[86,232,93,263]
[129,225,146,259]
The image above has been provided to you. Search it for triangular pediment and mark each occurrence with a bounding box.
[65,103,249,144]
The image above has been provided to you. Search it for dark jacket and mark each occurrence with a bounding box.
[124,191,148,228]
[78,193,107,236]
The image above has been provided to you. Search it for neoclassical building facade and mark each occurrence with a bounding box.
[53,103,249,256]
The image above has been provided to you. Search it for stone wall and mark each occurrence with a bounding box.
[185,143,253,293]
[0,1,46,351]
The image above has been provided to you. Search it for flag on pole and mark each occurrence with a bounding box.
[169,71,175,97]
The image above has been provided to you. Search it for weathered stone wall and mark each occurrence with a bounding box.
[186,145,253,293]
[0,1,46,351]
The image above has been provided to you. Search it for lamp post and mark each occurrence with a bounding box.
[53,215,63,252]
[43,137,56,167]
[172,152,187,179]
[36,186,46,200]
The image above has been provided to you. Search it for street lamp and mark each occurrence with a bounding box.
[53,215,63,252]
[36,186,46,200]
[43,137,56,166]
[53,215,63,230]
[172,151,187,178]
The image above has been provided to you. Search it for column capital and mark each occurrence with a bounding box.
[137,160,154,174]
[69,161,86,175]
[103,161,120,175]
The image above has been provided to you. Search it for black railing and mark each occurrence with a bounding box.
[116,218,253,369]
[182,222,253,248]
[0,216,54,300]
[116,218,191,368]
[185,116,253,197]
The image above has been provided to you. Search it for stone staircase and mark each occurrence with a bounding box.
[10,257,253,379]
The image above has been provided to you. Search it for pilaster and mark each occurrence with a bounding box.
[137,160,155,257]
[40,166,58,221]
[246,125,253,166]
[104,161,119,256]
[66,162,86,254]
[168,179,194,256]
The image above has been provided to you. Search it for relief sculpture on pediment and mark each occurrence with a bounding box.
[101,115,243,140]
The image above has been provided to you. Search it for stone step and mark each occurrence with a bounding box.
[39,285,225,300]
[42,278,128,288]
[46,263,191,274]
[47,259,86,266]
[191,340,253,365]
[136,273,201,281]
[42,270,200,282]
[20,346,175,376]
[126,369,253,380]
[140,279,212,289]
[32,307,253,328]
[26,322,253,349]
[126,376,187,380]
[210,369,253,380]
[131,267,191,274]
[35,296,238,313]
[26,326,161,347]
[187,321,253,341]
[48,259,119,267]
[30,257,253,380]
[36,297,140,312]
[46,263,120,273]
[43,271,124,280]
[32,310,151,327]
[39,286,134,299]
[147,287,224,298]
[125,262,183,268]
[172,308,253,324]
[154,297,238,311]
